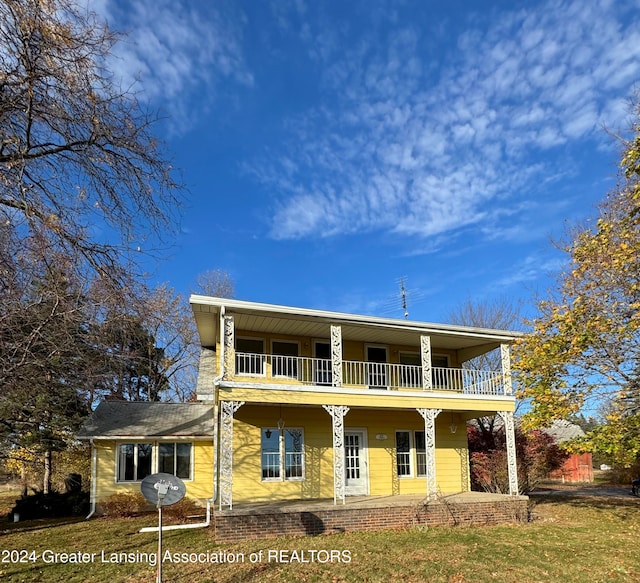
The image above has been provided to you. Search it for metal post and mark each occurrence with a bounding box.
[157,504,162,583]
[155,484,168,583]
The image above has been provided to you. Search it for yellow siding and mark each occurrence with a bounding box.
[233,406,334,502]
[231,405,471,503]
[220,386,515,413]
[93,440,214,503]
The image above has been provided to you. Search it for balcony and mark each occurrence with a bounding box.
[234,352,506,396]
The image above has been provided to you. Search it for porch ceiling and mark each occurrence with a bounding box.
[191,296,521,356]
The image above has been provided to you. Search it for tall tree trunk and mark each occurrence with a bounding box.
[20,466,28,497]
[43,449,52,494]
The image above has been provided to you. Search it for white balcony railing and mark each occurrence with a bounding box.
[234,353,506,396]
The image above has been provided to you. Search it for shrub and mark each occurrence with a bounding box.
[100,492,149,518]
[162,497,203,523]
[10,490,89,521]
[468,424,568,494]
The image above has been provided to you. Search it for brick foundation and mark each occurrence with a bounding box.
[214,497,529,542]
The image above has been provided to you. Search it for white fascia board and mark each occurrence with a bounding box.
[189,295,522,342]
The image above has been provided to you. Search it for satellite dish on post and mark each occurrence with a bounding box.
[141,473,186,507]
[141,473,186,583]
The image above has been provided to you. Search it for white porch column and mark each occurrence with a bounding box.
[420,335,432,391]
[323,404,350,504]
[417,408,441,499]
[219,400,244,510]
[330,324,343,387]
[497,410,519,495]
[223,315,235,379]
[500,343,513,396]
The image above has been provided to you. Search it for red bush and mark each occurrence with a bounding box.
[468,424,568,494]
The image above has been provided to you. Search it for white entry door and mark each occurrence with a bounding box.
[344,430,369,496]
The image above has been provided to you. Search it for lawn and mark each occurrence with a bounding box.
[0,491,638,583]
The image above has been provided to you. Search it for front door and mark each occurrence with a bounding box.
[344,430,369,496]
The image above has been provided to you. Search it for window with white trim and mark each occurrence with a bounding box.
[395,431,412,477]
[117,442,192,482]
[236,337,265,375]
[272,340,299,379]
[158,442,192,479]
[398,351,421,388]
[431,354,450,388]
[261,428,305,481]
[415,431,427,477]
[117,443,152,482]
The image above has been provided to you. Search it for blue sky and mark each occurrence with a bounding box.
[98,0,640,325]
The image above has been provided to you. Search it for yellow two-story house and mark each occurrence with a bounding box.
[191,296,521,512]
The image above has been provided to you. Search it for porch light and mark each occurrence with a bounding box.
[449,412,457,434]
[277,405,285,430]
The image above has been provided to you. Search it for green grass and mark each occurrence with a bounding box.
[0,494,639,582]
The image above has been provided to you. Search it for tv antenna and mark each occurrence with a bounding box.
[400,276,409,318]
[381,277,426,319]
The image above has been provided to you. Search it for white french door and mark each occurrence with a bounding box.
[344,430,369,496]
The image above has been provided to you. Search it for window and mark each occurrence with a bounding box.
[117,442,192,482]
[158,443,192,479]
[285,429,304,478]
[313,341,332,385]
[117,443,152,482]
[261,428,304,481]
[415,431,427,476]
[367,345,389,389]
[395,431,412,477]
[236,338,265,375]
[272,341,299,379]
[431,354,450,388]
[398,352,421,388]
[261,428,280,479]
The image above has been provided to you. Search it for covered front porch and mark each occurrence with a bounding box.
[213,492,530,542]
[218,399,520,510]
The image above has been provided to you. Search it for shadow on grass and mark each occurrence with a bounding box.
[0,515,87,535]
[530,492,640,511]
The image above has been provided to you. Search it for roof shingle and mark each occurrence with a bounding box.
[77,401,214,438]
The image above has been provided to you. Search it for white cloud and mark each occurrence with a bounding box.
[495,253,565,289]
[258,0,640,241]
[95,0,252,132]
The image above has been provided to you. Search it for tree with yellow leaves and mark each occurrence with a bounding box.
[514,101,640,467]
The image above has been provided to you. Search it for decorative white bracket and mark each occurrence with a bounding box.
[323,404,350,504]
[497,410,519,495]
[417,408,441,499]
[219,400,244,510]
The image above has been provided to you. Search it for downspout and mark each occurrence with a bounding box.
[86,439,97,519]
[139,306,225,533]
[211,304,225,507]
